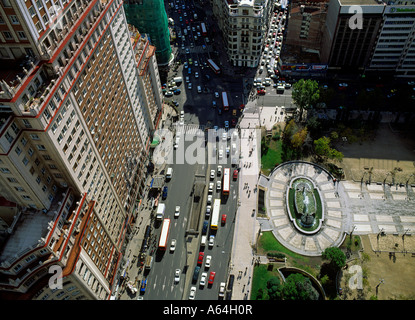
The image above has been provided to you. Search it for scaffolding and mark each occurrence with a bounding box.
[124,0,172,66]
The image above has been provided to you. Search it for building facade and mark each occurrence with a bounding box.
[320,0,415,77]
[320,0,384,71]
[211,0,274,67]
[0,0,162,300]
[282,0,328,64]
[367,1,415,77]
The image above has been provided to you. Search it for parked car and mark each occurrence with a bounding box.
[197,252,204,265]
[162,186,168,199]
[164,91,173,97]
[210,169,215,179]
[140,279,147,293]
[205,255,212,268]
[219,282,226,297]
[200,272,207,286]
[208,271,216,285]
[175,206,180,217]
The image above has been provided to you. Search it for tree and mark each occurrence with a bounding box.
[266,277,283,300]
[313,136,344,162]
[322,247,346,270]
[291,127,308,149]
[292,79,320,122]
[282,273,319,300]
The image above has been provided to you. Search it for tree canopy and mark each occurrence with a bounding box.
[292,79,320,122]
[313,136,344,162]
[322,247,346,270]
[282,273,319,300]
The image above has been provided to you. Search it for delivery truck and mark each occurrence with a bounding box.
[156,203,166,220]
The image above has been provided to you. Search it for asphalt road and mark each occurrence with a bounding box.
[144,144,199,300]
[135,0,241,301]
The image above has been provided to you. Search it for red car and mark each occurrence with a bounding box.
[221,214,227,225]
[208,271,216,285]
[257,89,265,95]
[197,252,204,265]
[231,118,236,127]
[233,169,238,180]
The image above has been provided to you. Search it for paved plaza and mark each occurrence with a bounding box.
[230,100,415,299]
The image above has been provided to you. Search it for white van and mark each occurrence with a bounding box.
[166,167,173,179]
[201,235,207,246]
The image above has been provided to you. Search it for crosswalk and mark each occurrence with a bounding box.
[175,123,206,136]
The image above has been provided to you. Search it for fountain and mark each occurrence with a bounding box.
[287,177,323,234]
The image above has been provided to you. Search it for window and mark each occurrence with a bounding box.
[5,132,13,143]
[37,145,46,151]
[30,134,40,140]
[3,31,13,40]
[0,168,11,174]
[22,157,29,166]
[22,119,32,128]
[17,31,27,40]
[10,15,19,24]
[29,6,36,17]
[15,146,22,156]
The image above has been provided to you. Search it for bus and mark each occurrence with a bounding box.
[223,168,230,196]
[158,218,170,250]
[211,199,221,230]
[201,22,207,36]
[221,92,229,111]
[207,59,221,74]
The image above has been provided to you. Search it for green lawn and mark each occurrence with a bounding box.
[251,264,281,300]
[261,139,282,175]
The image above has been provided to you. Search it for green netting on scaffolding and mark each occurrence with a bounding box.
[124,0,172,65]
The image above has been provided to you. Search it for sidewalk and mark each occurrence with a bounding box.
[230,103,262,300]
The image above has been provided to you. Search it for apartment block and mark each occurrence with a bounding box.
[282,0,328,64]
[211,0,274,67]
[0,0,162,300]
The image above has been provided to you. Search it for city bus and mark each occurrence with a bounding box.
[201,22,207,36]
[211,199,221,230]
[207,59,221,74]
[158,218,170,250]
[221,92,229,111]
[223,168,230,196]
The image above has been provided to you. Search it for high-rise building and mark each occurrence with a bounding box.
[211,0,274,67]
[367,1,415,78]
[320,0,384,71]
[124,0,173,66]
[0,0,162,300]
